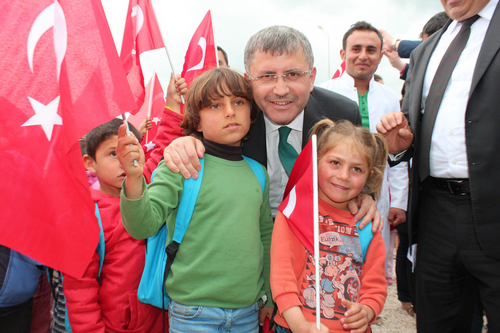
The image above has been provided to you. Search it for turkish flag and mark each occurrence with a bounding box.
[0,0,136,278]
[332,60,346,79]
[181,10,217,88]
[279,138,317,255]
[120,0,164,115]
[127,73,165,159]
[128,73,165,129]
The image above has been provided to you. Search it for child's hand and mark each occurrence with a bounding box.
[282,306,329,333]
[138,117,152,137]
[166,73,187,113]
[117,124,145,199]
[258,306,273,326]
[340,299,375,333]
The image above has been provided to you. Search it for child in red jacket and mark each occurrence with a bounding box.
[63,119,167,332]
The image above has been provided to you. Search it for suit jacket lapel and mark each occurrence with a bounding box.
[243,112,267,166]
[470,2,500,96]
[302,90,324,148]
[410,20,450,135]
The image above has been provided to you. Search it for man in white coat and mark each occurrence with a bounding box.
[319,21,409,284]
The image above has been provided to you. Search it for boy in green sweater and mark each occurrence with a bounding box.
[117,68,273,333]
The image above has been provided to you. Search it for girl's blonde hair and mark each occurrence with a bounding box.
[310,119,388,199]
[181,67,259,141]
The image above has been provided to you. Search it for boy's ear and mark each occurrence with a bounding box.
[83,154,96,174]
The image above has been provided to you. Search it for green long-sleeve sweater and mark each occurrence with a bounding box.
[120,154,274,308]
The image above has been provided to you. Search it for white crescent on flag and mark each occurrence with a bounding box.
[187,37,207,72]
[282,186,297,219]
[132,5,144,38]
[27,2,67,80]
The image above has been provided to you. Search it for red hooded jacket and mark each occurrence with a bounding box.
[63,189,166,332]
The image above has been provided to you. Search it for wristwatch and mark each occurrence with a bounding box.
[392,39,401,52]
[258,294,268,309]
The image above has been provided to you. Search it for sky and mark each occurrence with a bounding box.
[102,0,446,100]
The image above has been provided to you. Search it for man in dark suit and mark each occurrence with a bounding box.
[164,25,378,222]
[377,0,500,331]
[163,25,380,327]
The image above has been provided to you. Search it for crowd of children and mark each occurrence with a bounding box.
[2,67,389,333]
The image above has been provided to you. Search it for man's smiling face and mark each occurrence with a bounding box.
[246,48,316,125]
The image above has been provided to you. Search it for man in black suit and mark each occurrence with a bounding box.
[163,26,381,327]
[164,25,378,222]
[377,0,500,331]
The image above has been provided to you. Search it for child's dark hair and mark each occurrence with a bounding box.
[85,118,140,160]
[181,68,259,141]
[310,119,388,199]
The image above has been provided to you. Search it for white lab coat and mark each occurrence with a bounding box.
[319,74,409,266]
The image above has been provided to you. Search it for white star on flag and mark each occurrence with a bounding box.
[22,96,62,141]
[152,116,161,125]
[144,141,156,152]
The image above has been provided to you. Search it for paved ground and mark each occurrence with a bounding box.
[371,282,416,333]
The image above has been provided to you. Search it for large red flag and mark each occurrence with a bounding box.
[120,0,164,114]
[181,10,217,87]
[331,60,346,79]
[0,0,136,278]
[279,139,316,255]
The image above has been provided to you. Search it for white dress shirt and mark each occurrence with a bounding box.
[264,111,304,217]
[422,0,497,178]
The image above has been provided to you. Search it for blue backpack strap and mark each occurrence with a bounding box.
[151,168,158,182]
[356,219,373,264]
[242,156,265,195]
[171,158,205,244]
[94,202,105,280]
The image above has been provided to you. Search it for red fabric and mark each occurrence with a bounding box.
[279,139,316,255]
[128,73,165,147]
[331,60,346,79]
[0,0,136,278]
[271,201,387,332]
[142,107,184,183]
[63,189,166,333]
[120,0,164,115]
[181,10,217,88]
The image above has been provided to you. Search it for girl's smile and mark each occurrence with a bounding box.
[317,142,372,211]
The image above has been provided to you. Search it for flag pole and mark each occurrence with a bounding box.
[145,73,156,144]
[122,114,138,166]
[312,134,320,329]
[149,1,185,104]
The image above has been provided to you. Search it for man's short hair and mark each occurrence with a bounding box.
[217,46,229,66]
[342,21,383,50]
[85,118,140,160]
[244,26,314,73]
[420,12,449,39]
